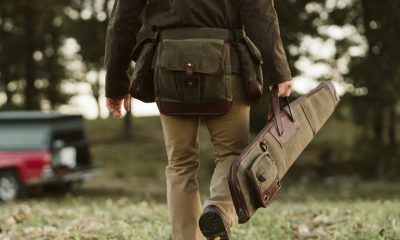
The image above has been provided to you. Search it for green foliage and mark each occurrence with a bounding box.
[0,0,75,110]
[250,0,400,178]
[0,0,111,111]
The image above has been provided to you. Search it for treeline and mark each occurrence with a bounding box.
[0,0,399,178]
[0,0,109,112]
[254,0,400,179]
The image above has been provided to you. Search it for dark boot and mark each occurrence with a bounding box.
[199,205,231,240]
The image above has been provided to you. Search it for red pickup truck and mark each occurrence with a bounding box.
[0,111,95,202]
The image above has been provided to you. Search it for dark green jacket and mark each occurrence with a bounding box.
[105,0,291,98]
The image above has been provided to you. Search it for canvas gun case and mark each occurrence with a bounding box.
[228,81,340,223]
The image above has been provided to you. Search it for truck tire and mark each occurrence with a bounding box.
[0,170,21,202]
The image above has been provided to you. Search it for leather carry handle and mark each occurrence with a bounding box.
[268,86,295,136]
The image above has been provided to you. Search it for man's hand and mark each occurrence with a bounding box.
[274,81,293,97]
[106,94,131,119]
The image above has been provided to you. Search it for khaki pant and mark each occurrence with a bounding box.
[160,75,250,240]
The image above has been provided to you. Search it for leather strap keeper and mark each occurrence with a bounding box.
[259,177,281,207]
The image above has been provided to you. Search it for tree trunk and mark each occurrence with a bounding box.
[92,72,102,119]
[388,107,397,145]
[123,112,133,138]
[95,94,102,119]
[23,2,39,110]
[47,11,59,110]
[373,110,384,140]
[1,72,12,109]
[0,2,12,109]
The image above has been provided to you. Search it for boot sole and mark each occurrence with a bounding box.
[199,210,230,240]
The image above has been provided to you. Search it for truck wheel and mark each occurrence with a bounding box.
[0,170,21,202]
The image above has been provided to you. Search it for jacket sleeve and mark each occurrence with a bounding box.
[105,0,146,98]
[237,0,291,86]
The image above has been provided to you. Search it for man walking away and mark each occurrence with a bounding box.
[105,0,292,239]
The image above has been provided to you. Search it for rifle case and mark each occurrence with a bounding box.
[228,81,340,223]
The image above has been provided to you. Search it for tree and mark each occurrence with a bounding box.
[65,0,108,116]
[251,0,400,178]
[66,0,133,137]
[0,0,74,110]
[346,0,400,178]
[251,0,324,132]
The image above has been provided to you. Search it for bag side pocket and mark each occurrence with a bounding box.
[247,151,281,208]
[128,38,156,103]
[237,36,264,103]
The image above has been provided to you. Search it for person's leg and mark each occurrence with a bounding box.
[160,114,204,240]
[204,74,250,226]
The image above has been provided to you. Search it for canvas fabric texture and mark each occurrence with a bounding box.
[160,74,249,240]
[104,0,291,98]
[155,38,233,116]
[229,81,340,223]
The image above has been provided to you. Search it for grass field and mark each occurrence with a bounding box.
[1,198,399,239]
[0,116,399,240]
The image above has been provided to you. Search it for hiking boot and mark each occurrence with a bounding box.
[199,205,231,240]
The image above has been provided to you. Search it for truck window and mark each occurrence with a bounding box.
[52,130,85,144]
[0,127,49,150]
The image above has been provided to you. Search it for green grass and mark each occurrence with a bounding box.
[1,116,399,239]
[1,198,399,239]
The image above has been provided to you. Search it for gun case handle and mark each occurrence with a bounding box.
[267,85,295,136]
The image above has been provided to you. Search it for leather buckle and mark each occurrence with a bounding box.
[184,63,196,87]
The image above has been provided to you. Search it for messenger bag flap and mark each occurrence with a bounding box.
[159,39,228,74]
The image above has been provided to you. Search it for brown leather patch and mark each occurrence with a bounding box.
[258,177,281,208]
[184,63,196,87]
[157,100,232,117]
[269,109,299,145]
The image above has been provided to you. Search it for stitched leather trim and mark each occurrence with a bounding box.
[229,81,339,225]
[300,103,316,136]
[269,109,299,145]
[259,177,281,208]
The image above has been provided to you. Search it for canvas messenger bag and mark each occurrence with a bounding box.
[128,27,264,116]
[228,81,340,223]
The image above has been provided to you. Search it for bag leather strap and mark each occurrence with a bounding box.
[268,86,295,136]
